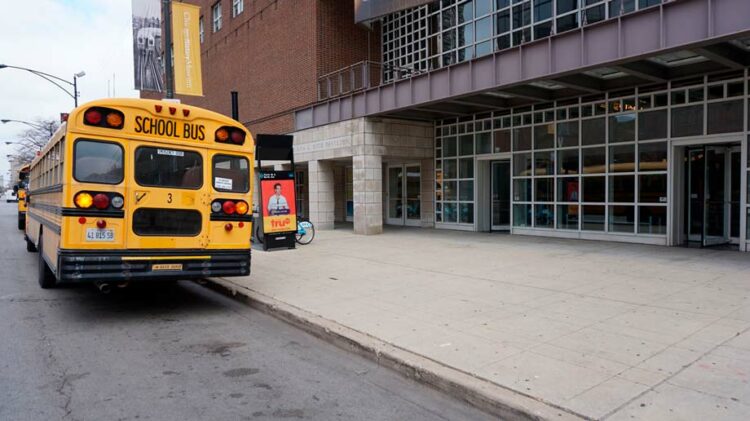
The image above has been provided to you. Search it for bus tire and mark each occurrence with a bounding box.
[17,214,24,230]
[37,234,56,289]
[26,236,37,252]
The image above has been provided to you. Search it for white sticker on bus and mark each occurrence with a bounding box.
[215,177,233,190]
[85,228,114,242]
[157,149,184,157]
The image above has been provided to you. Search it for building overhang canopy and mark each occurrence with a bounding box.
[298,0,750,130]
[354,0,434,24]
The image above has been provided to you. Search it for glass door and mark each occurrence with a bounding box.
[387,164,421,226]
[686,146,734,247]
[491,160,510,230]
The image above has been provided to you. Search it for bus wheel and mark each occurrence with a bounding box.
[17,214,24,230]
[37,234,56,289]
[26,236,37,252]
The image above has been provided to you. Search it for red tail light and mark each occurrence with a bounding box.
[93,193,110,210]
[230,129,245,144]
[222,200,236,215]
[215,126,245,145]
[84,109,102,125]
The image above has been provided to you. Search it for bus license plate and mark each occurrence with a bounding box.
[152,263,183,271]
[85,228,114,242]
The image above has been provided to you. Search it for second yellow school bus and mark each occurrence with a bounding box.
[25,98,254,289]
[16,164,30,230]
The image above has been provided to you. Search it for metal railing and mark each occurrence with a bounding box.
[317,61,422,101]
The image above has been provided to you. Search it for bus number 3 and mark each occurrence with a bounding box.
[167,193,173,204]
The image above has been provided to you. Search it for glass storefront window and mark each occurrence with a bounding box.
[707,100,744,134]
[582,147,606,174]
[459,180,474,201]
[672,105,704,137]
[513,127,532,150]
[557,121,579,147]
[444,203,457,223]
[609,205,634,233]
[514,178,532,201]
[638,110,667,140]
[535,178,554,202]
[535,204,554,228]
[444,180,457,200]
[583,176,605,203]
[460,134,474,155]
[476,132,492,154]
[582,205,605,231]
[639,205,667,234]
[534,123,555,149]
[444,159,458,178]
[460,203,474,223]
[557,149,579,175]
[609,175,635,203]
[534,151,555,175]
[609,113,636,143]
[581,117,605,145]
[639,174,667,203]
[443,136,458,156]
[459,158,474,178]
[513,153,533,176]
[639,142,667,171]
[557,205,579,230]
[494,130,511,153]
[557,177,579,202]
[513,204,532,227]
[610,144,635,173]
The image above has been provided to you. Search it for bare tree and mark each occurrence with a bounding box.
[13,119,60,163]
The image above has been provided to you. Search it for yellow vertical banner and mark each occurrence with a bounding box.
[171,2,203,96]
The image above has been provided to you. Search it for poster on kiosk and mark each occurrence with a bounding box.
[260,171,297,235]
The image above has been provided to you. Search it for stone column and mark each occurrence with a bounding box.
[308,160,335,230]
[420,158,435,228]
[353,154,383,235]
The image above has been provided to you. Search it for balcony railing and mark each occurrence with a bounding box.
[317,61,422,101]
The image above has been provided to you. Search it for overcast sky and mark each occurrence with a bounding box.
[0,0,139,184]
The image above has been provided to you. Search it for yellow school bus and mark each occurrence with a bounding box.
[25,98,254,289]
[16,164,31,230]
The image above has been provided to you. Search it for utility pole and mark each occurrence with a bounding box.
[162,0,174,98]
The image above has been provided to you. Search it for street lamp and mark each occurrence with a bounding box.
[0,64,85,107]
[1,119,46,131]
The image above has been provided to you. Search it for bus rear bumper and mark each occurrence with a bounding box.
[56,249,251,283]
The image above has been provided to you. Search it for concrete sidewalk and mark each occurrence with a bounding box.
[215,228,750,420]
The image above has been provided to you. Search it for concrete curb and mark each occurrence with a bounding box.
[204,277,589,421]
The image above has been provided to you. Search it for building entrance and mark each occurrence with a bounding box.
[386,164,421,226]
[491,160,511,230]
[684,144,742,248]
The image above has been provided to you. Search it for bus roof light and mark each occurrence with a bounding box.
[182,109,190,117]
[155,104,162,113]
[169,107,176,115]
[230,129,245,144]
[93,193,110,210]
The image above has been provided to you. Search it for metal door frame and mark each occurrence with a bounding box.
[490,160,511,231]
[386,163,421,226]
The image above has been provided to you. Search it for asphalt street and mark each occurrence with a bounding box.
[0,202,493,421]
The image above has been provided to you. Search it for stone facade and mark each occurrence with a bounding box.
[293,117,434,234]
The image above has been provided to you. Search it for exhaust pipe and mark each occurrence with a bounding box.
[95,282,112,294]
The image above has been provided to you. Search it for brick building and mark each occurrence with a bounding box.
[151,0,750,252]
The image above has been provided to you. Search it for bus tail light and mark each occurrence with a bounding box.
[83,107,124,129]
[211,201,222,213]
[222,200,236,215]
[215,126,245,145]
[74,192,93,208]
[93,194,110,210]
[235,201,248,215]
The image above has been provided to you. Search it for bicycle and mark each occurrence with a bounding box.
[253,217,315,245]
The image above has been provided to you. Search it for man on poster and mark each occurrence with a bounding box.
[267,183,290,215]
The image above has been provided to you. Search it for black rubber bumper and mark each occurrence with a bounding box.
[56,249,251,283]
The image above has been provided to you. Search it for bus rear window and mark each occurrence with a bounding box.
[74,140,124,184]
[133,208,202,236]
[212,155,249,193]
[135,147,202,189]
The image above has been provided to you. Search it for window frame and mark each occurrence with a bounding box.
[232,0,243,17]
[211,153,250,193]
[73,138,125,185]
[212,2,222,32]
[134,145,204,190]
